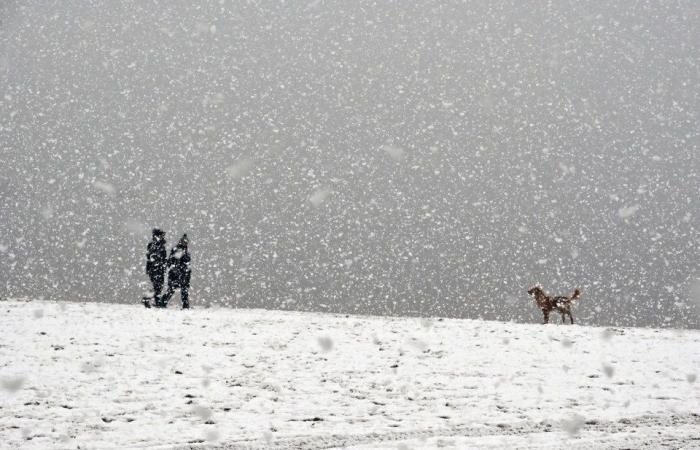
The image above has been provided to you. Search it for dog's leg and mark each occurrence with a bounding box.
[569,312,574,325]
[543,310,549,324]
[561,312,565,323]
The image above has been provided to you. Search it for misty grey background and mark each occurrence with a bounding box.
[1,0,698,327]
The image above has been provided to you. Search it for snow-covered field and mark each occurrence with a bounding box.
[1,300,698,449]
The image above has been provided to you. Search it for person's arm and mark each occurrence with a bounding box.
[167,249,176,268]
[158,246,167,269]
[146,244,152,271]
[184,252,192,283]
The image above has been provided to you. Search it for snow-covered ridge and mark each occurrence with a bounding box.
[1,300,698,449]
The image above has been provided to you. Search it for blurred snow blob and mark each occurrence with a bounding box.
[317,336,333,352]
[618,204,640,219]
[205,428,220,441]
[381,144,405,161]
[93,181,116,195]
[602,363,615,378]
[192,405,213,421]
[560,413,585,436]
[225,159,253,180]
[1,375,26,393]
[309,188,331,207]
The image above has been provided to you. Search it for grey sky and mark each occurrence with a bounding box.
[1,0,698,327]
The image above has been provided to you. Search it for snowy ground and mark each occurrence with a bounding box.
[0,300,698,449]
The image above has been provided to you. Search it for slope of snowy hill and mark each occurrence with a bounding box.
[0,300,698,449]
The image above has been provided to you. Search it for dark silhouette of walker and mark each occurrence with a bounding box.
[158,234,192,309]
[144,228,167,308]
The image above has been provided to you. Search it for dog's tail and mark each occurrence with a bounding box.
[569,289,582,301]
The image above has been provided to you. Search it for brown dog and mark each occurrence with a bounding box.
[527,286,581,324]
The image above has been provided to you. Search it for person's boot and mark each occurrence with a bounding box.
[182,302,190,309]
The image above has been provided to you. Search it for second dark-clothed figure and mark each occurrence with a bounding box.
[160,234,191,309]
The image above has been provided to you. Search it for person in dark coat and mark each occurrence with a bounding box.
[144,228,167,308]
[160,234,191,309]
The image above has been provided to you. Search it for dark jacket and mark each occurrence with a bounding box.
[146,238,167,277]
[167,244,191,287]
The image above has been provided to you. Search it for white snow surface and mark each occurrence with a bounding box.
[1,300,699,449]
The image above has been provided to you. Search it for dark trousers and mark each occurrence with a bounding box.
[149,273,164,301]
[161,281,189,308]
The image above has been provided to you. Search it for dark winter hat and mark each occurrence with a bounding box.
[152,228,165,236]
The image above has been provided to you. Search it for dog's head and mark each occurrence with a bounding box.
[527,286,542,296]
